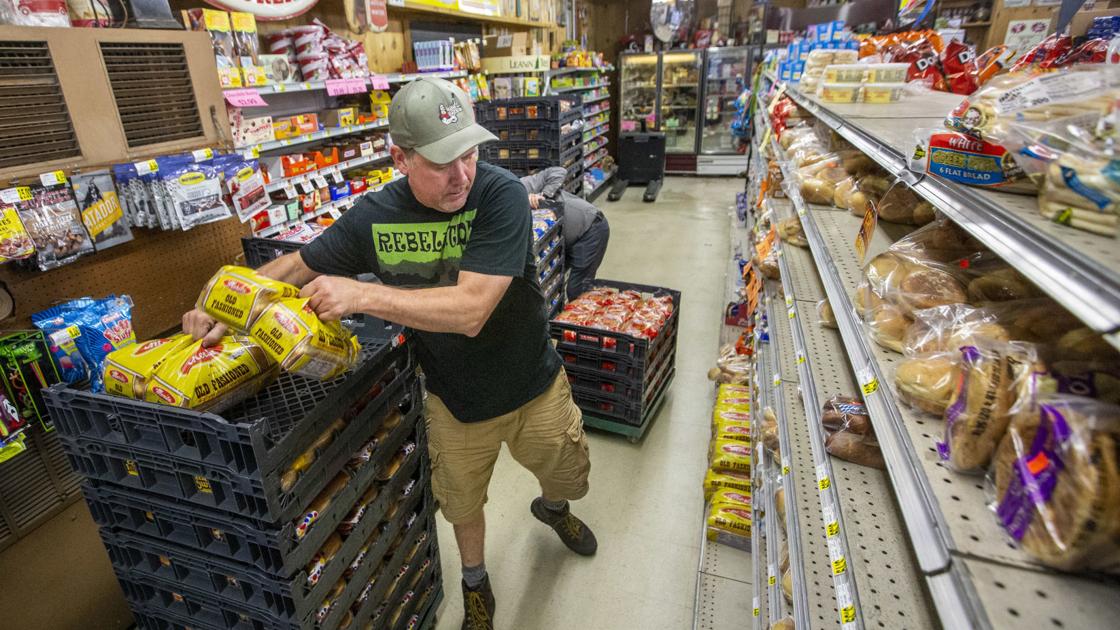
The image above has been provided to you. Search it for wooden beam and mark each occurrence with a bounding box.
[388,3,557,28]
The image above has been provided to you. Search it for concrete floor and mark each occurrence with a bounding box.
[434,176,740,630]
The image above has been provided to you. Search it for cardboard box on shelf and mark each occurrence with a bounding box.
[320,108,357,127]
[483,32,529,57]
[290,113,319,135]
[228,107,274,147]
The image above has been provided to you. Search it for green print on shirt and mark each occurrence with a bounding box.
[371,209,476,281]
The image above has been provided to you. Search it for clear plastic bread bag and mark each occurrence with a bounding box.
[938,341,1042,474]
[876,179,937,226]
[821,395,885,469]
[988,394,1120,572]
[895,351,960,416]
[816,299,837,329]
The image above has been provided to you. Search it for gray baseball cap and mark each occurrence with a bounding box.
[389,77,497,164]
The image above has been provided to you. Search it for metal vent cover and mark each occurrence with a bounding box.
[100,42,204,148]
[0,40,81,168]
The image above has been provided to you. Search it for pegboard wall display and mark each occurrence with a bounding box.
[1,218,248,338]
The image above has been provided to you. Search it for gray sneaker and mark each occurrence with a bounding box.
[531,498,598,556]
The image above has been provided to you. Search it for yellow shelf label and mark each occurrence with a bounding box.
[861,378,879,396]
[827,521,840,537]
[768,575,776,586]
[831,556,847,575]
[840,605,857,623]
[819,476,831,491]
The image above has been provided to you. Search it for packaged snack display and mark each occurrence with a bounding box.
[32,298,96,384]
[33,295,135,392]
[198,265,301,332]
[102,333,195,400]
[10,183,95,270]
[990,395,1120,572]
[186,8,241,88]
[165,159,233,230]
[223,160,269,223]
[939,342,1039,473]
[0,0,69,27]
[818,83,860,104]
[249,297,361,380]
[70,170,133,252]
[0,205,35,263]
[861,83,905,104]
[145,336,276,412]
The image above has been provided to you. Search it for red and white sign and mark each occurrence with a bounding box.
[368,0,389,32]
[203,0,321,21]
[326,78,368,96]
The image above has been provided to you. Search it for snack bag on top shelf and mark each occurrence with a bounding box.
[989,394,1120,573]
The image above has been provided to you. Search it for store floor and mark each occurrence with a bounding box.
[434,176,741,629]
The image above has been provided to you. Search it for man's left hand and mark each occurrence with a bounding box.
[300,276,367,321]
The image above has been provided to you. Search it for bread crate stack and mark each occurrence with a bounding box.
[550,281,680,441]
[532,202,565,318]
[44,332,443,630]
[475,96,585,195]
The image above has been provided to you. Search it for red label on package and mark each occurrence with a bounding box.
[225,88,267,108]
[925,132,1023,187]
[326,78,367,96]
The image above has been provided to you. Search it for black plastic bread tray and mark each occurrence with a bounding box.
[549,280,681,362]
[84,408,426,578]
[241,238,303,269]
[108,483,432,628]
[56,360,419,523]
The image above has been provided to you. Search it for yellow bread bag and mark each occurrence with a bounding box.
[103,333,195,400]
[712,407,751,433]
[715,422,752,444]
[710,487,751,509]
[250,297,361,380]
[704,469,751,501]
[717,384,751,399]
[146,336,276,412]
[198,265,300,331]
[710,438,752,473]
[706,502,751,549]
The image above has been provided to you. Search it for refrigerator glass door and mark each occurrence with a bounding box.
[618,53,659,134]
[700,47,750,155]
[658,51,702,154]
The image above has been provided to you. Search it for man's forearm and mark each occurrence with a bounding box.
[257,252,320,287]
[357,283,491,337]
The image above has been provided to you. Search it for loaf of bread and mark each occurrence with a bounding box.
[895,354,959,415]
[817,299,837,329]
[868,305,911,354]
[826,430,886,468]
[899,266,968,311]
[800,176,835,205]
[967,267,1037,303]
[778,217,808,248]
[775,487,786,523]
[904,303,1011,356]
[781,567,793,603]
[822,395,872,435]
[940,343,1038,473]
[763,407,780,457]
[771,617,795,630]
[992,395,1120,572]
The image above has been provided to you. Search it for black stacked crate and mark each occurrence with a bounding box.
[550,280,681,434]
[44,335,443,630]
[475,96,585,195]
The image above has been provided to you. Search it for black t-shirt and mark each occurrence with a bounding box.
[300,161,561,422]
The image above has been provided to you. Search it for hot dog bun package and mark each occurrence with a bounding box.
[145,336,277,412]
[103,333,196,400]
[990,394,1120,572]
[706,488,752,550]
[249,297,361,380]
[198,265,300,331]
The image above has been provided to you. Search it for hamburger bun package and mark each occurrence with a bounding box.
[990,395,1120,572]
[250,297,361,380]
[103,333,196,400]
[198,265,301,331]
[145,336,277,412]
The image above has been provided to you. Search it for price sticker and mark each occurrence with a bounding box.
[274,82,287,92]
[753,596,760,618]
[768,574,776,586]
[784,295,793,307]
[819,475,831,491]
[283,184,298,199]
[134,159,159,175]
[328,208,342,220]
[840,605,857,624]
[788,309,796,320]
[242,146,260,159]
[855,202,878,263]
[39,170,66,186]
[298,179,314,194]
[192,148,214,162]
[861,378,879,396]
[831,556,847,575]
[781,458,791,476]
[370,75,390,90]
[313,175,329,189]
[331,169,345,184]
[767,563,776,585]
[0,187,26,204]
[827,520,840,537]
[326,77,368,96]
[796,353,805,365]
[224,88,267,108]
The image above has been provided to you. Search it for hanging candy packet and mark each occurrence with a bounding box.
[220,157,269,223]
[163,158,232,230]
[0,204,35,264]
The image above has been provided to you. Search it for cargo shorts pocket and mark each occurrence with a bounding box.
[553,399,591,499]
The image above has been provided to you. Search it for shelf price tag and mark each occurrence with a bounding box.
[827,520,840,537]
[283,184,298,199]
[772,373,781,387]
[370,75,390,90]
[831,556,847,575]
[326,78,368,96]
[134,159,159,175]
[854,203,878,263]
[298,179,314,194]
[767,563,776,586]
[328,208,342,220]
[796,353,806,365]
[331,169,345,184]
[781,457,791,476]
[840,605,857,625]
[191,148,214,162]
[0,187,29,204]
[313,175,329,189]
[753,596,760,618]
[224,88,268,108]
[861,378,879,396]
[816,463,831,491]
[242,146,260,159]
[39,170,66,186]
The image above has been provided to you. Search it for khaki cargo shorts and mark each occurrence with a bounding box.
[425,368,591,525]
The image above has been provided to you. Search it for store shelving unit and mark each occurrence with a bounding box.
[256,174,404,238]
[759,77,1120,629]
[263,150,391,194]
[766,74,1120,347]
[239,120,390,154]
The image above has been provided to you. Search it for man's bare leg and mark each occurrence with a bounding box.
[454,511,486,569]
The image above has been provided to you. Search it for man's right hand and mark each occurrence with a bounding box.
[528,193,544,209]
[183,308,227,347]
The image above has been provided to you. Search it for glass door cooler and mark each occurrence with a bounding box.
[618,53,659,135]
[698,46,751,175]
[658,51,702,172]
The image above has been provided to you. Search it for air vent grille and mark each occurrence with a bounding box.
[100,42,204,148]
[0,41,81,168]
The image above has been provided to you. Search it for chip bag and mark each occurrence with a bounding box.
[250,297,361,380]
[198,265,301,331]
[74,295,136,392]
[103,333,195,400]
[146,336,276,412]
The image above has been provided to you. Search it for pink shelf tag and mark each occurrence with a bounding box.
[326,78,368,96]
[370,75,390,90]
[225,88,267,108]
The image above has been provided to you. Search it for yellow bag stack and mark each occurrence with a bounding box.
[250,297,362,380]
[102,333,196,400]
[145,336,277,412]
[704,383,752,549]
[197,265,301,331]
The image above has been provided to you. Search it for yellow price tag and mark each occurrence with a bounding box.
[832,556,847,575]
[754,607,760,617]
[827,521,840,537]
[782,465,790,476]
[275,83,286,92]
[788,310,795,319]
[125,460,139,476]
[768,575,776,586]
[39,170,66,186]
[796,354,805,364]
[861,378,879,395]
[819,476,831,491]
[840,605,856,624]
[16,186,31,201]
[194,475,213,494]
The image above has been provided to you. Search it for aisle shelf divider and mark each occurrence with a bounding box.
[761,295,812,629]
[775,244,863,630]
[753,324,784,626]
[764,73,1120,344]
